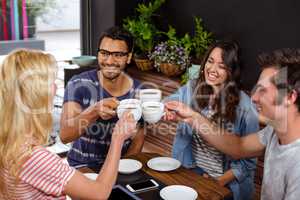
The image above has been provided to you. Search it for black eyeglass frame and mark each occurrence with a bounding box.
[97,48,129,58]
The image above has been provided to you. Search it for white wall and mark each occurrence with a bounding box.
[36,0,80,32]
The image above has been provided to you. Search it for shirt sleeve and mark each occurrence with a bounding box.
[230,107,259,183]
[63,75,84,106]
[257,125,274,146]
[163,81,193,105]
[19,148,75,197]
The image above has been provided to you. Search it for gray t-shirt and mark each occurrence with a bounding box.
[258,125,300,200]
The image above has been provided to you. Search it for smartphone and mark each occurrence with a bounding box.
[108,185,142,200]
[126,179,159,193]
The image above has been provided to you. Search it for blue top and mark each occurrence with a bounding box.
[165,80,259,200]
[63,69,142,168]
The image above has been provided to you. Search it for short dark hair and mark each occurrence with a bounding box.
[257,48,300,111]
[97,26,133,52]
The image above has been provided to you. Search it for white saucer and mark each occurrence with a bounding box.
[160,185,198,200]
[147,157,181,172]
[118,159,143,174]
[46,141,71,154]
[84,173,98,180]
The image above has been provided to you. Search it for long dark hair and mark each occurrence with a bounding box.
[193,40,241,124]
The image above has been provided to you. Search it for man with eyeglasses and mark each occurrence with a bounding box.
[164,48,300,200]
[60,26,145,169]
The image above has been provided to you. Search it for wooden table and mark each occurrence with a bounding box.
[79,153,232,200]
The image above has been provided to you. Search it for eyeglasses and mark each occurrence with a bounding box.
[98,49,129,59]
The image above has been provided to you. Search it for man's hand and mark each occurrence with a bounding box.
[96,98,119,120]
[112,111,137,143]
[164,101,198,124]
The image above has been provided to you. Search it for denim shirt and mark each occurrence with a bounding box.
[165,80,259,200]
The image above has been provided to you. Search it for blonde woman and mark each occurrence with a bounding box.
[0,49,137,200]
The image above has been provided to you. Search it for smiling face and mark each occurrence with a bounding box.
[251,67,288,123]
[204,47,229,91]
[98,37,132,80]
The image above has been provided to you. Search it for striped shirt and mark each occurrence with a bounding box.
[63,69,142,168]
[191,107,224,178]
[0,148,75,200]
[192,132,224,178]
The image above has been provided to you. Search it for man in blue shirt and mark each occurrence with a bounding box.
[60,27,145,169]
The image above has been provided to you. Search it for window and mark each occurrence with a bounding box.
[0,0,80,59]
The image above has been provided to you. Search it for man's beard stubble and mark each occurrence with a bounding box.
[100,63,124,81]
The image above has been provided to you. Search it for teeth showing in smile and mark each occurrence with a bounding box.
[208,73,218,80]
[256,106,262,112]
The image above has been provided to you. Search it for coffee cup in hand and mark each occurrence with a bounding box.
[117,99,142,121]
[139,89,162,103]
[142,101,165,123]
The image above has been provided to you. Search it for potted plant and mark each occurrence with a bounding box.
[149,26,191,77]
[181,17,214,84]
[191,16,214,63]
[123,0,165,71]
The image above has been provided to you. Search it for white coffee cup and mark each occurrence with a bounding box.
[142,101,165,123]
[117,103,142,121]
[139,89,162,103]
[119,98,141,106]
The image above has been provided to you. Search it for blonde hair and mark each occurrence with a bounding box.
[0,49,57,193]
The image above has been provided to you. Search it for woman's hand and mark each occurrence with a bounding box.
[164,101,198,124]
[216,170,235,187]
[112,111,137,143]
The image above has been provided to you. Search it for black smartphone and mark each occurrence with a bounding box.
[108,185,142,200]
[126,179,159,193]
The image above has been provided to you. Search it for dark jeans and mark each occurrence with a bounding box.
[192,166,206,175]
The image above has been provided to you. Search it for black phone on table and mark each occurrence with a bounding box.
[126,179,159,193]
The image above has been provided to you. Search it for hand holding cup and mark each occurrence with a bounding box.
[96,97,119,120]
[164,101,197,124]
[113,111,137,142]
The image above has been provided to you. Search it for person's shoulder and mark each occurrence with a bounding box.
[67,69,98,86]
[238,91,255,110]
[131,77,144,89]
[257,125,274,146]
[20,147,60,174]
[175,80,195,93]
[74,69,98,80]
[30,147,59,160]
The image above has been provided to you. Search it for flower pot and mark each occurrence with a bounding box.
[134,57,154,71]
[188,64,201,80]
[159,63,185,77]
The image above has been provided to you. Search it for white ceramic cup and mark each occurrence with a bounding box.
[119,98,141,106]
[139,89,162,103]
[142,101,165,123]
[117,103,142,121]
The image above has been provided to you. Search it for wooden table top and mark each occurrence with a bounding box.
[78,153,232,200]
[125,153,232,200]
[77,153,232,200]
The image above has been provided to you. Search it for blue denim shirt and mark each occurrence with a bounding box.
[165,80,259,200]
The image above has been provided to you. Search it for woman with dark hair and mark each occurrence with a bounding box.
[165,40,259,200]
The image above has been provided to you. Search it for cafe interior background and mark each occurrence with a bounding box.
[0,0,300,199]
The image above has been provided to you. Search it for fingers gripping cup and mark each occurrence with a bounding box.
[142,102,165,123]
